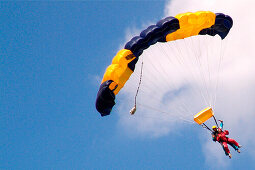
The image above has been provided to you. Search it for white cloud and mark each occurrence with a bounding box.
[117,0,255,164]
[163,0,255,162]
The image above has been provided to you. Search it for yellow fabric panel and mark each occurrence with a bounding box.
[102,64,119,84]
[194,107,214,125]
[101,49,135,95]
[112,49,135,67]
[166,11,216,42]
[112,66,133,95]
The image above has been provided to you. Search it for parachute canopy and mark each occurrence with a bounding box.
[194,107,214,125]
[96,11,233,116]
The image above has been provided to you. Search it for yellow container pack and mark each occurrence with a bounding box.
[194,107,214,125]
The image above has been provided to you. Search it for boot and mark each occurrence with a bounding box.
[228,153,232,159]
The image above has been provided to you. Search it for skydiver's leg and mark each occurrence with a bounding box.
[227,138,241,153]
[228,142,239,151]
[227,138,240,147]
[222,142,230,156]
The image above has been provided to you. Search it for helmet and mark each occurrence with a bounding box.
[212,125,217,129]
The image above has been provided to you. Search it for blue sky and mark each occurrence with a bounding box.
[1,1,255,170]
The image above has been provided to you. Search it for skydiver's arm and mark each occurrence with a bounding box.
[219,120,223,129]
[224,130,229,135]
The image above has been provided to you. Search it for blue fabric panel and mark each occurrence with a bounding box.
[157,17,180,42]
[95,80,116,116]
[215,13,233,39]
[140,25,163,46]
[199,13,233,39]
[124,17,180,72]
[124,36,146,57]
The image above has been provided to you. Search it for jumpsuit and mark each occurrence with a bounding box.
[212,122,240,155]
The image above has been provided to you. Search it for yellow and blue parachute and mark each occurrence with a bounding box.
[96,11,233,116]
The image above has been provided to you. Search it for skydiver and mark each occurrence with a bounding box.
[211,120,242,159]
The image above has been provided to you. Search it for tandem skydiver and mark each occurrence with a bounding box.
[211,120,242,159]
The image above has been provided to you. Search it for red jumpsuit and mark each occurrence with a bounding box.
[216,129,240,155]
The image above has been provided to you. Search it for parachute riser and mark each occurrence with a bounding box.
[212,115,219,128]
[202,123,213,132]
[130,60,144,115]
